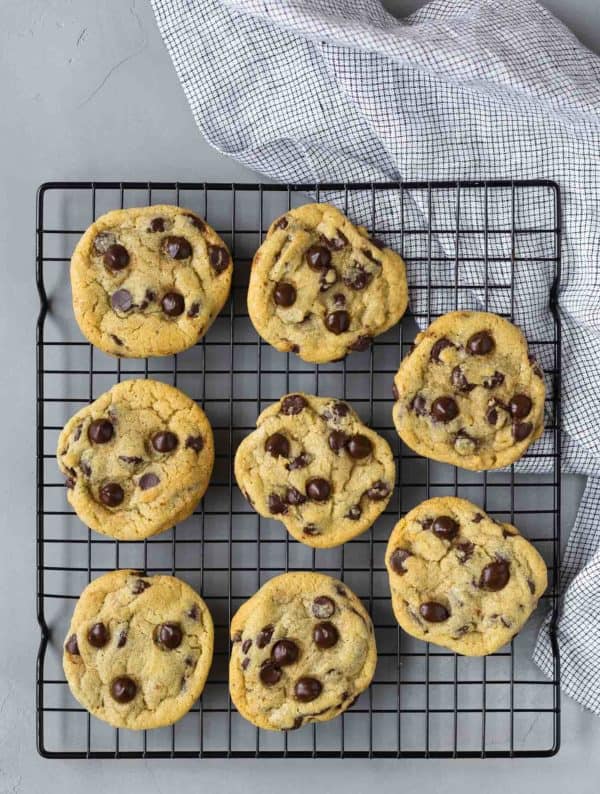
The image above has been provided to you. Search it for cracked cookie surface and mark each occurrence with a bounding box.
[63,569,214,730]
[230,572,376,731]
[392,311,545,470]
[247,203,408,363]
[71,205,232,357]
[385,497,548,656]
[234,393,396,548]
[57,379,214,540]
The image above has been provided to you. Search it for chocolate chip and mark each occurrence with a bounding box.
[286,453,310,471]
[148,217,165,232]
[152,430,178,453]
[185,435,204,452]
[131,578,150,594]
[88,419,113,444]
[139,472,160,490]
[389,548,412,575]
[419,602,450,622]
[456,541,475,563]
[93,231,116,255]
[291,717,303,730]
[268,493,287,514]
[207,245,230,273]
[480,560,510,591]
[184,213,205,231]
[281,394,307,415]
[241,657,250,670]
[162,235,192,259]
[343,266,372,290]
[256,625,274,649]
[528,579,536,594]
[410,394,427,416]
[294,677,322,702]
[473,513,484,523]
[259,661,282,686]
[347,434,372,459]
[306,245,331,271]
[432,515,459,540]
[111,289,133,312]
[145,288,156,302]
[273,281,296,307]
[486,407,499,425]
[451,366,475,393]
[366,480,390,500]
[65,634,79,655]
[303,524,321,536]
[328,430,348,453]
[110,334,123,347]
[323,230,348,250]
[509,394,532,419]
[187,302,200,318]
[80,460,92,477]
[117,630,127,648]
[88,622,109,648]
[467,331,495,355]
[431,396,459,423]
[346,505,362,520]
[155,622,183,650]
[430,338,454,362]
[274,216,288,230]
[312,596,335,619]
[161,292,185,316]
[272,639,299,666]
[325,310,350,335]
[332,292,346,307]
[103,244,129,271]
[306,478,331,502]
[286,486,307,506]
[242,639,252,654]
[187,604,199,619]
[335,585,347,597]
[483,370,505,389]
[331,401,349,417]
[348,335,371,352]
[313,622,338,649]
[513,421,533,441]
[110,676,137,703]
[264,432,289,458]
[99,482,124,507]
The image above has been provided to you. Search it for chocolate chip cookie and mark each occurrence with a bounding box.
[71,205,232,357]
[234,393,396,548]
[63,569,214,730]
[57,379,214,540]
[229,572,376,731]
[385,497,547,656]
[392,311,545,470]
[247,203,408,363]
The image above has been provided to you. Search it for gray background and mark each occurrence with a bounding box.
[0,0,597,791]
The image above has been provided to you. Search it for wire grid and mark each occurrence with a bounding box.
[36,180,561,759]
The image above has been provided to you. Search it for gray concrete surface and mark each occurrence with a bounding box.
[1,0,598,791]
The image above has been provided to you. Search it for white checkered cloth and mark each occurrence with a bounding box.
[150,0,600,713]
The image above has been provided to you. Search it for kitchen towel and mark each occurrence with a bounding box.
[150,0,600,713]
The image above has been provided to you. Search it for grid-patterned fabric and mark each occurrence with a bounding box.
[150,0,600,714]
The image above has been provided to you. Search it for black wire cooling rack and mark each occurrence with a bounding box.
[36,180,561,759]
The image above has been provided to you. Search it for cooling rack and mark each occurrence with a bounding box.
[36,180,561,758]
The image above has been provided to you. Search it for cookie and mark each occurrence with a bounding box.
[229,572,377,731]
[392,311,545,470]
[57,379,214,540]
[71,205,232,357]
[234,393,396,548]
[63,570,214,730]
[385,497,548,656]
[247,203,408,363]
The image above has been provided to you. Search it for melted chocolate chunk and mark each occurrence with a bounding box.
[306,478,331,502]
[366,481,390,500]
[268,493,288,514]
[111,289,133,312]
[294,677,322,702]
[111,676,137,703]
[117,630,127,648]
[312,596,335,619]
[286,453,310,471]
[184,213,205,231]
[509,394,532,419]
[328,430,348,453]
[456,540,475,563]
[286,486,307,506]
[473,513,484,523]
[274,216,288,230]
[303,524,321,536]
[306,245,331,271]
[185,435,204,452]
[88,622,109,648]
[313,622,339,649]
[343,266,372,291]
[483,370,505,389]
[347,435,372,459]
[389,548,412,575]
[265,432,290,458]
[431,396,459,423]
[161,292,185,316]
[281,394,307,415]
[325,310,350,335]
[451,366,475,392]
[346,505,362,520]
[322,230,348,250]
[99,482,124,507]
[131,578,150,594]
[467,331,495,355]
[155,622,183,650]
[410,394,427,416]
[139,472,160,490]
[273,281,297,307]
[88,419,113,444]
[512,421,533,441]
[432,515,459,541]
[152,431,178,453]
[187,302,200,318]
[419,602,450,622]
[148,217,165,232]
[103,244,129,271]
[430,338,454,362]
[256,625,274,649]
[162,235,192,259]
[480,560,510,591]
[272,639,299,666]
[242,639,252,654]
[260,661,282,686]
[65,634,79,655]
